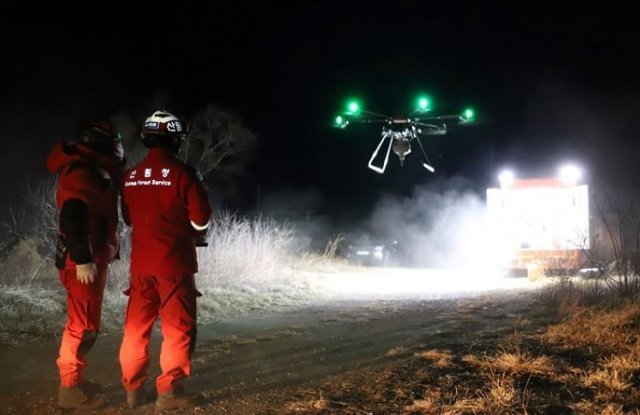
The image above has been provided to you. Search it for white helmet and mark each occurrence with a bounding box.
[141,110,188,137]
[140,110,189,151]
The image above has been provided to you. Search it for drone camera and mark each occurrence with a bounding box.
[392,140,412,165]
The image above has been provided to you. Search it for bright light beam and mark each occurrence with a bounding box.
[559,164,582,185]
[498,170,515,188]
[320,267,542,301]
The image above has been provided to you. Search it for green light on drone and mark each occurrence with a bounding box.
[416,95,432,112]
[462,108,475,121]
[346,100,361,115]
[333,115,349,129]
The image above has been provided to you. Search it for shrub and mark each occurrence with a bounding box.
[196,212,296,288]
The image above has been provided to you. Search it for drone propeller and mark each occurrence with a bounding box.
[415,122,447,135]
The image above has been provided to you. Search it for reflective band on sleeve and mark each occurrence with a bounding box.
[190,220,209,231]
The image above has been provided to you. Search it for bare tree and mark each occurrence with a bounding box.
[182,105,257,178]
[583,190,640,294]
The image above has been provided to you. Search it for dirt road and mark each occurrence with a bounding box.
[0,278,546,414]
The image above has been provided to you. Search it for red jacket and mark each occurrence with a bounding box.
[122,147,212,276]
[47,141,124,268]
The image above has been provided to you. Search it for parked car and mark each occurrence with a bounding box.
[340,233,401,267]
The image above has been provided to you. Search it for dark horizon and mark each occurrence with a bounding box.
[2,2,640,222]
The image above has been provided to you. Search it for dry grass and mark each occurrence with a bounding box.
[0,204,336,336]
[275,281,640,415]
[385,346,407,357]
[1,178,58,259]
[488,352,556,376]
[322,234,345,260]
[543,300,640,353]
[285,395,330,412]
[193,211,347,290]
[196,212,296,287]
[474,373,519,412]
[403,398,438,413]
[0,238,57,286]
[414,349,454,368]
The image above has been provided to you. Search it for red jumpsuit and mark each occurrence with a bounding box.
[46,141,123,388]
[119,147,212,394]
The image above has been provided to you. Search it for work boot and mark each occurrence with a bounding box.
[154,387,203,412]
[126,385,155,409]
[58,384,107,410]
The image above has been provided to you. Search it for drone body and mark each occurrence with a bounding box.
[334,98,474,173]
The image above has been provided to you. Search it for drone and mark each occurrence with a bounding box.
[333,96,475,174]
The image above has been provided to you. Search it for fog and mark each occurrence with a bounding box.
[368,177,495,268]
[254,177,505,271]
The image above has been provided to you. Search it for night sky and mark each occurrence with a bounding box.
[2,2,640,221]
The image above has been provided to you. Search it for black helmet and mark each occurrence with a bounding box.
[140,110,189,153]
[79,119,124,160]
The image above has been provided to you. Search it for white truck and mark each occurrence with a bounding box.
[486,167,589,278]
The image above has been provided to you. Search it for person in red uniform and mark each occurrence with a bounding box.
[119,110,212,411]
[46,119,125,410]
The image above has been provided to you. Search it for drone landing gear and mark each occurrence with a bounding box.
[367,132,436,174]
[414,135,436,172]
[367,131,394,174]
